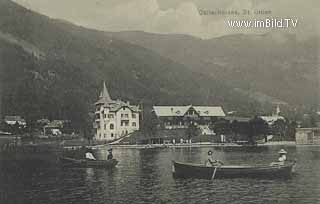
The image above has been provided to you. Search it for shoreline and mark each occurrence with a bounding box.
[108,141,298,149]
[5,136,318,149]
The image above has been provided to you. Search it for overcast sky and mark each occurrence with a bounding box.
[13,0,319,39]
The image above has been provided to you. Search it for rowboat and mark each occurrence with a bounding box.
[60,157,118,168]
[172,160,296,179]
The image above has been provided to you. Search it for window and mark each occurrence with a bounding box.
[104,134,106,138]
[111,133,114,137]
[104,124,106,130]
[104,114,107,118]
[121,114,128,118]
[110,124,114,130]
[123,107,125,110]
[121,120,129,126]
[108,114,114,118]
[132,113,136,118]
[132,122,136,127]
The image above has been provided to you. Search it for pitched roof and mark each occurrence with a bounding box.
[107,102,140,113]
[153,106,191,117]
[193,106,225,117]
[4,116,25,122]
[153,105,225,117]
[95,81,114,105]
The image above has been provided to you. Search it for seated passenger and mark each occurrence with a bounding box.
[277,149,287,164]
[85,148,96,160]
[270,149,287,166]
[205,150,223,167]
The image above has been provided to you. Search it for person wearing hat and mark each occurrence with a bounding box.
[278,149,287,164]
[270,149,287,166]
[85,148,96,160]
[205,150,223,167]
[107,148,113,160]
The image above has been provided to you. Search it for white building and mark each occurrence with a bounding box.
[296,128,320,145]
[4,116,26,127]
[259,104,285,126]
[94,82,140,141]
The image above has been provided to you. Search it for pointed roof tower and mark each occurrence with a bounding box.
[95,81,113,105]
[101,81,112,101]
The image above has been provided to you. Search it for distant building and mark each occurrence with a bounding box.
[259,104,285,126]
[43,120,71,136]
[152,105,225,131]
[224,116,251,123]
[4,116,26,127]
[93,82,140,141]
[259,115,285,126]
[296,128,320,145]
[36,118,50,125]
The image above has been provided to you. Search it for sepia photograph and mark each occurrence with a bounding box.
[0,0,319,203]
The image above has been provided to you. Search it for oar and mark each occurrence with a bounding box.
[211,166,218,180]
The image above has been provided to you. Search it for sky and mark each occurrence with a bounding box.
[12,0,319,39]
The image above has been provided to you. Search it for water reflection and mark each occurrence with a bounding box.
[0,146,319,204]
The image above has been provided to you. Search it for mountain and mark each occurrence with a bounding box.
[0,0,260,129]
[111,31,319,108]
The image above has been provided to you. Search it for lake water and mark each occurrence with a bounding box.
[0,145,319,204]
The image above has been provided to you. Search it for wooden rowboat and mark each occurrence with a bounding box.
[60,157,118,168]
[172,160,295,179]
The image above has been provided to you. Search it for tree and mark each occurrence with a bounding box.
[83,112,94,144]
[213,119,231,136]
[230,120,242,142]
[185,122,200,141]
[286,121,297,141]
[271,119,287,141]
[247,116,269,145]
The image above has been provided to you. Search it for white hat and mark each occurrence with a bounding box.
[278,149,287,154]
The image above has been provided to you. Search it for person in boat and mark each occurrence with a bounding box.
[277,149,287,164]
[107,148,113,160]
[270,149,287,166]
[85,148,96,160]
[205,150,223,167]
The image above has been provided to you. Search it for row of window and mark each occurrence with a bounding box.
[104,123,115,130]
[100,122,137,130]
[97,130,131,139]
[101,113,137,119]
[98,133,114,139]
[121,121,136,127]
